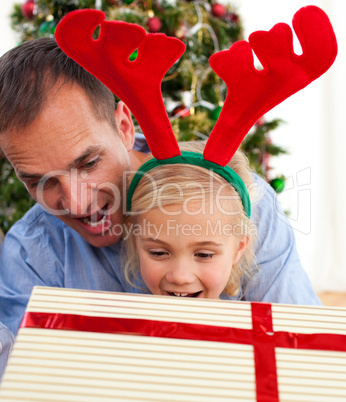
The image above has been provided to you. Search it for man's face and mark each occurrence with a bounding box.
[0,83,135,247]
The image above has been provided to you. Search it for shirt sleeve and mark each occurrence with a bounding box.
[242,175,321,306]
[0,214,64,337]
[0,323,15,382]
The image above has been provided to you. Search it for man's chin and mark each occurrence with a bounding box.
[79,230,122,248]
[60,217,123,248]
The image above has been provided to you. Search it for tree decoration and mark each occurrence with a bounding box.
[95,0,102,9]
[39,18,57,35]
[241,118,287,190]
[211,3,226,18]
[147,16,162,33]
[171,104,191,118]
[210,105,223,120]
[175,22,188,39]
[225,11,239,24]
[270,177,285,193]
[21,0,35,19]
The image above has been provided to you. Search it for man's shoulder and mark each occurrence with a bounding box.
[250,172,293,242]
[9,203,66,237]
[251,173,278,217]
[133,132,150,153]
[4,204,122,260]
[251,172,275,198]
[1,203,125,286]
[1,204,71,265]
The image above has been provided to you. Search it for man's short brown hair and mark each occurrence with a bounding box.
[0,37,116,133]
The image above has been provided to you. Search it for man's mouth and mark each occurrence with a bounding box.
[167,291,202,298]
[75,204,110,230]
[80,205,108,226]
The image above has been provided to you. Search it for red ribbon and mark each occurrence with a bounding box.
[251,303,278,402]
[21,302,346,401]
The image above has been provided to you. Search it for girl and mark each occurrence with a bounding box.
[122,140,257,300]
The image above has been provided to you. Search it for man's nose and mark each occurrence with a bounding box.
[59,172,93,215]
[165,259,196,285]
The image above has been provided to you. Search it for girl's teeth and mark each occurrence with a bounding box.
[173,292,188,297]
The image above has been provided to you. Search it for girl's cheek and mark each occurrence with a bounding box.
[140,261,160,283]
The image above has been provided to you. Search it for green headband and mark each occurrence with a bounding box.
[127,151,251,218]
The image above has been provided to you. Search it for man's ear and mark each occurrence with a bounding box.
[115,101,135,151]
[233,236,250,264]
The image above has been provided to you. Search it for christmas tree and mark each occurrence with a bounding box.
[0,0,286,234]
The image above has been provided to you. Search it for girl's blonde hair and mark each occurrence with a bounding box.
[123,140,257,297]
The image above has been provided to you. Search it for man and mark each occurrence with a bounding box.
[0,37,320,377]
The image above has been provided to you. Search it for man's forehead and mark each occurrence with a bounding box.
[0,133,15,161]
[17,144,104,178]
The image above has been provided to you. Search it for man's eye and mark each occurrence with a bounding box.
[82,157,100,170]
[29,177,57,190]
[29,181,39,189]
[195,252,214,260]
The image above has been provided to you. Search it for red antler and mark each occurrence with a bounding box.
[55,10,185,160]
[204,6,337,166]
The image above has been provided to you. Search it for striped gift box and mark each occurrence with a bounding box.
[1,286,346,401]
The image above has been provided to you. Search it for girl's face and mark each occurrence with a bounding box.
[134,202,249,299]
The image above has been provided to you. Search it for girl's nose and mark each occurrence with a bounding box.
[165,259,196,286]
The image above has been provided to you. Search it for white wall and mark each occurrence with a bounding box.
[0,0,18,56]
[232,0,346,290]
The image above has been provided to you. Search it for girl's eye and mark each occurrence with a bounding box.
[148,250,168,258]
[195,252,214,260]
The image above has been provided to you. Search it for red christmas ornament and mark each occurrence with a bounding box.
[147,17,162,33]
[171,104,190,118]
[211,3,226,18]
[21,0,35,19]
[225,11,240,24]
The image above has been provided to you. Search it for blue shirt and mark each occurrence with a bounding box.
[0,167,321,380]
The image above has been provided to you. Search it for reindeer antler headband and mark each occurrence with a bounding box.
[55,6,337,218]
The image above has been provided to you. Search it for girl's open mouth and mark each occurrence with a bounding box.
[167,291,202,298]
